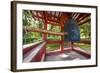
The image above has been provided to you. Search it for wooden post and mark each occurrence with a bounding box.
[60,13,69,53]
[42,11,47,55]
[42,11,47,41]
[71,42,74,50]
[61,26,64,53]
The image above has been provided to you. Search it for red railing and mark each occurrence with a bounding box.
[23,41,46,62]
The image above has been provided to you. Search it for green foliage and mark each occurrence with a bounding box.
[80,22,91,39]
[47,24,61,40]
[23,10,43,45]
[47,24,61,32]
[46,44,60,52]
[47,35,61,40]
[23,32,42,44]
[22,10,32,26]
[74,43,91,52]
[46,42,91,53]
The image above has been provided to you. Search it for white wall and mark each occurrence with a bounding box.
[0,0,99,73]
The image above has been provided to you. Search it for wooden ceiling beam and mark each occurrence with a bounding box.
[79,18,90,25]
[78,14,90,22]
[76,14,84,21]
[31,15,60,23]
[47,13,60,18]
[47,22,61,26]
[72,13,77,19]
[74,13,80,20]
[79,16,91,25]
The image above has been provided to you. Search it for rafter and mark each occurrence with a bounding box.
[78,14,90,22]
[79,16,91,25]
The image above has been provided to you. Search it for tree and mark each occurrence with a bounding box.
[80,21,91,39]
[23,10,43,44]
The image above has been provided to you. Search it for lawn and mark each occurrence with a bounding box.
[74,43,91,52]
[46,44,60,52]
[46,42,91,52]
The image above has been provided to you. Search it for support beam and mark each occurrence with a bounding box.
[47,40,62,44]
[60,26,64,53]
[47,22,61,26]
[78,14,90,22]
[23,26,67,36]
[42,11,47,40]
[31,15,60,23]
[79,16,90,25]
[79,19,90,25]
[71,42,74,50]
[79,39,91,44]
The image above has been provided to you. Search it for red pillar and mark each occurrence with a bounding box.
[42,12,47,41]
[42,12,47,56]
[71,42,74,50]
[61,26,64,53]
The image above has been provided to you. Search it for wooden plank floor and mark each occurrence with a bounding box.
[45,50,89,61]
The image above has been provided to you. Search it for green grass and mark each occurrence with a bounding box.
[74,43,91,52]
[46,44,60,52]
[46,43,91,52]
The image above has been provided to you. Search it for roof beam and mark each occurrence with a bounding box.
[79,16,91,25]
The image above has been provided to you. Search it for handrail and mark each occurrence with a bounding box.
[23,41,44,49]
[23,26,67,36]
[23,42,46,62]
[73,47,91,58]
[47,40,62,44]
[23,41,44,55]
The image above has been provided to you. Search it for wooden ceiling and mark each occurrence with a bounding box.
[30,10,91,27]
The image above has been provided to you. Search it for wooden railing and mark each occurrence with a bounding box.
[79,39,91,44]
[47,40,62,44]
[23,26,68,36]
[23,41,46,62]
[73,47,91,58]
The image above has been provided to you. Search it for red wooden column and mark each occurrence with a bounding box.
[39,11,48,61]
[42,11,47,41]
[71,42,74,50]
[60,13,68,53]
[60,26,64,53]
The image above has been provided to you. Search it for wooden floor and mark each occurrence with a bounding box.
[45,50,89,61]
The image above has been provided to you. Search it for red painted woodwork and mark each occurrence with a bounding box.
[31,44,46,62]
[47,40,62,44]
[79,18,90,25]
[23,41,44,56]
[23,42,46,62]
[79,39,91,44]
[73,47,91,58]
[23,11,91,62]
[71,42,74,50]
[46,48,72,56]
[42,11,47,40]
[24,26,65,36]
[31,11,90,26]
[60,27,64,53]
[78,14,90,22]
[47,22,61,26]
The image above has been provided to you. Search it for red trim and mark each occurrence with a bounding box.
[47,40,62,44]
[31,44,46,62]
[23,41,44,55]
[73,47,91,58]
[61,26,64,53]
[46,48,72,56]
[47,22,61,26]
